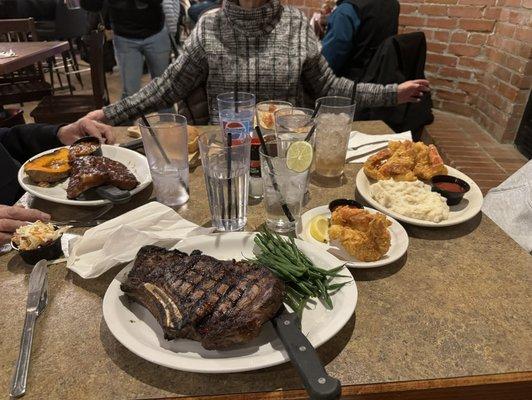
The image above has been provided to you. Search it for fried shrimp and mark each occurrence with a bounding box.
[363,140,446,181]
[328,205,391,262]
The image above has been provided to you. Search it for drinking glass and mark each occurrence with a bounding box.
[65,0,81,9]
[313,97,356,179]
[199,131,251,231]
[217,92,255,141]
[274,107,315,143]
[260,139,310,233]
[139,113,189,206]
[256,100,292,135]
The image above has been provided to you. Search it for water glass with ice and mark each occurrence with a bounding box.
[260,140,310,233]
[313,97,356,179]
[139,113,189,206]
[274,107,315,143]
[199,131,251,231]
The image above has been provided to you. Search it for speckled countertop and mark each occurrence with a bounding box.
[0,123,530,399]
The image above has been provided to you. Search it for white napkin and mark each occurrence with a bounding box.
[346,131,412,163]
[66,201,213,278]
[0,49,16,58]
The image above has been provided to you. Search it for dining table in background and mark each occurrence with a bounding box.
[0,41,69,75]
[0,121,530,400]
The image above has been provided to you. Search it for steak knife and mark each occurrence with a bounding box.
[272,307,341,400]
[10,260,49,398]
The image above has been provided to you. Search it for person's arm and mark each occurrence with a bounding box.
[80,0,105,12]
[0,124,62,165]
[162,0,180,35]
[101,17,209,125]
[321,3,360,75]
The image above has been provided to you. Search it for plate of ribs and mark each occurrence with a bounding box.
[102,232,357,373]
[18,144,151,206]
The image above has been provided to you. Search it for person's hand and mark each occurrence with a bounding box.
[85,109,107,122]
[0,205,51,245]
[397,79,430,104]
[57,117,115,145]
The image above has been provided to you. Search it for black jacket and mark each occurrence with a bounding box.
[339,0,400,81]
[0,124,61,205]
[358,32,434,139]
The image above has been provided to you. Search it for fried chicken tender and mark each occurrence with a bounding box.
[363,140,446,181]
[328,206,391,262]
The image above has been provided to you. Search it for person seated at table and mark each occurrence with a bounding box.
[83,0,429,126]
[0,118,114,207]
[321,0,400,80]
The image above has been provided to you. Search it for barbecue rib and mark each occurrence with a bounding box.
[67,156,139,199]
[121,246,285,350]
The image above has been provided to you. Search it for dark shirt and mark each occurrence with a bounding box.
[0,0,56,20]
[80,0,164,39]
[0,124,61,206]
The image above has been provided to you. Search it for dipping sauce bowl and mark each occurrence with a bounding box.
[430,175,470,206]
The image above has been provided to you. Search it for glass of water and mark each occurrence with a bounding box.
[260,140,310,233]
[256,100,292,135]
[198,131,251,231]
[274,107,315,142]
[139,113,189,206]
[313,97,356,179]
[217,92,255,141]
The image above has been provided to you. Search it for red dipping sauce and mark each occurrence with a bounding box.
[433,181,466,193]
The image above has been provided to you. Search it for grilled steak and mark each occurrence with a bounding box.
[121,245,285,350]
[67,156,139,199]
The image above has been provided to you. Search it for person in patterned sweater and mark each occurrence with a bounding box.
[86,0,429,125]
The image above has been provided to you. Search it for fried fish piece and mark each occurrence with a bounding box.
[329,206,391,262]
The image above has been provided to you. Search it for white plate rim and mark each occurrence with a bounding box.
[102,232,357,373]
[298,205,408,268]
[17,144,151,206]
[355,166,483,227]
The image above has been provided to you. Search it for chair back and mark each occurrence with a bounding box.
[87,29,107,108]
[0,18,39,42]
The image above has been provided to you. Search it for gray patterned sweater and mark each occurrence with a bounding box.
[103,0,397,125]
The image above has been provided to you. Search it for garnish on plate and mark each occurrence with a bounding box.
[252,229,351,314]
[12,220,69,251]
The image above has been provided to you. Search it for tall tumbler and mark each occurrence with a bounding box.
[217,92,255,141]
[313,97,356,179]
[139,113,189,206]
[199,131,251,231]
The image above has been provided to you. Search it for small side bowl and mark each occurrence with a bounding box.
[70,136,102,157]
[329,198,364,212]
[430,175,470,206]
[11,232,63,265]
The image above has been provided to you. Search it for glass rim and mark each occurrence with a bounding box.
[137,113,187,128]
[315,96,355,109]
[198,131,251,149]
[256,100,293,109]
[216,91,256,104]
[273,106,314,116]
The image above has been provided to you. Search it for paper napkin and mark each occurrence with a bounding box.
[346,131,412,163]
[66,201,213,278]
[0,49,16,59]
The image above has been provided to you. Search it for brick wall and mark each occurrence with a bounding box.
[283,0,532,143]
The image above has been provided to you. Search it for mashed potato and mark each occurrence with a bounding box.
[370,179,450,222]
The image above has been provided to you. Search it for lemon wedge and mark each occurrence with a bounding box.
[309,215,329,243]
[286,140,313,173]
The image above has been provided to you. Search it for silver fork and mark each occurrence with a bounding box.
[51,203,113,227]
[348,140,389,151]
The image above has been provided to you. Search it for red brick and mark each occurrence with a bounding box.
[448,43,481,56]
[458,19,496,32]
[419,4,448,15]
[440,66,474,79]
[439,100,474,116]
[492,65,512,82]
[524,0,532,8]
[506,55,527,74]
[515,27,532,43]
[434,30,451,42]
[458,81,480,93]
[483,6,501,19]
[498,81,520,101]
[401,4,418,14]
[467,33,488,45]
[450,31,468,43]
[458,0,495,4]
[509,10,530,24]
[427,41,448,53]
[519,43,531,59]
[427,53,458,66]
[426,17,458,29]
[498,0,523,6]
[399,15,425,26]
[486,48,507,64]
[495,22,515,37]
[432,78,456,88]
[448,5,483,17]
[430,0,458,3]
[437,90,469,102]
[459,57,488,70]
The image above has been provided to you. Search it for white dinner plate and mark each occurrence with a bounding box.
[355,166,483,227]
[297,205,408,268]
[18,145,151,206]
[102,232,357,373]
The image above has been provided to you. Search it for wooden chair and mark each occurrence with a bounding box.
[0,18,52,105]
[30,29,108,124]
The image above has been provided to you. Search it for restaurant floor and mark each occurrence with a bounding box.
[17,62,527,195]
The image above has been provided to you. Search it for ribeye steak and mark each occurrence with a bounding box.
[121,245,285,350]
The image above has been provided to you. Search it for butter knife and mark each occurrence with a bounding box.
[272,307,341,399]
[10,260,49,398]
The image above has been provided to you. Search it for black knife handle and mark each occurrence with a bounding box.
[95,185,132,204]
[273,313,341,400]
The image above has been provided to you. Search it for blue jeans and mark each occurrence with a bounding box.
[113,28,173,112]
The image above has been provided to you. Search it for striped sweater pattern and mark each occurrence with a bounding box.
[103,0,397,125]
